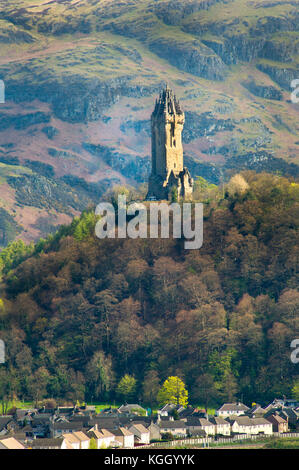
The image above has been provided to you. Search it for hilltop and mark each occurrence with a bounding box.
[0,0,298,245]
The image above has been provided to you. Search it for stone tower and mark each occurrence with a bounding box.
[147,85,193,201]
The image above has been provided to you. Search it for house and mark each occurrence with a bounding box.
[246,404,266,418]
[100,428,117,448]
[148,421,161,441]
[50,421,85,437]
[158,404,175,418]
[177,406,196,421]
[88,417,119,431]
[112,427,135,448]
[68,414,91,426]
[15,409,37,426]
[209,417,231,436]
[62,433,81,449]
[157,404,185,419]
[196,418,216,436]
[2,431,26,442]
[230,416,273,435]
[119,415,152,428]
[0,417,15,436]
[37,407,56,416]
[216,403,249,417]
[279,408,299,429]
[28,438,70,449]
[266,413,288,433]
[159,420,187,437]
[250,418,273,435]
[267,398,299,409]
[118,404,147,416]
[0,437,25,449]
[87,429,108,449]
[30,414,53,438]
[56,407,76,416]
[184,417,209,436]
[129,423,150,444]
[71,431,90,449]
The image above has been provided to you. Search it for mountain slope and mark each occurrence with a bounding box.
[0,0,298,245]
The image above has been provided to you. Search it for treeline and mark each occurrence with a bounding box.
[0,171,298,408]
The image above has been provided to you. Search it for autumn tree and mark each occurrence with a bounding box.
[226,174,249,197]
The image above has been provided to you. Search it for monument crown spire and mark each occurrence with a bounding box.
[147,86,193,201]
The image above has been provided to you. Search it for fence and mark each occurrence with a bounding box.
[138,432,299,449]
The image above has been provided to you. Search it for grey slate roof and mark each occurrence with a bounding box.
[159,420,186,429]
[29,438,65,448]
[218,403,249,412]
[0,417,13,430]
[52,421,84,431]
[210,417,230,425]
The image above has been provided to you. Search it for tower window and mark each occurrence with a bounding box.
[173,139,176,147]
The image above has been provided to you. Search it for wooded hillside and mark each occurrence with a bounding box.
[0,171,298,407]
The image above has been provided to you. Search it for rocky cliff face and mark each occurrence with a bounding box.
[256,64,298,90]
[242,81,283,100]
[0,0,298,245]
[149,38,227,80]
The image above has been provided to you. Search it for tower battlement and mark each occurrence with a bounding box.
[147,86,193,201]
[152,85,184,119]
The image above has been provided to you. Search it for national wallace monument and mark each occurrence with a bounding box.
[147,85,193,201]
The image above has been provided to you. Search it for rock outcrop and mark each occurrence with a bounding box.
[243,81,283,100]
[149,39,227,81]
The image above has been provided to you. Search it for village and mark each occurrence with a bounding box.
[0,398,299,449]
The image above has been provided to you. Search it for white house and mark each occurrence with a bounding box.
[230,417,273,435]
[216,403,249,417]
[210,417,231,436]
[63,433,81,449]
[185,417,215,436]
[113,427,135,448]
[197,418,216,436]
[100,428,117,448]
[72,431,90,449]
[87,429,108,449]
[0,437,25,449]
[129,423,150,444]
[159,420,187,437]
